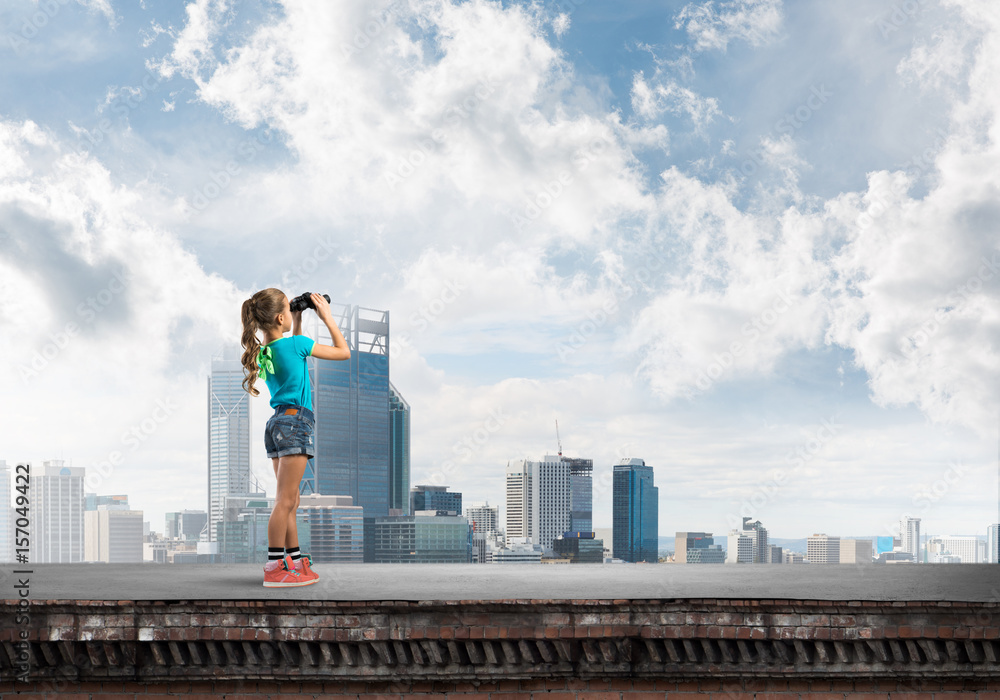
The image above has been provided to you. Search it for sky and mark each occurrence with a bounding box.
[1,0,998,543]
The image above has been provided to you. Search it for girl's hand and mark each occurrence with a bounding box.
[311,293,333,322]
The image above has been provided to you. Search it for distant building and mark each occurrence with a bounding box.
[301,308,397,519]
[410,484,462,515]
[165,510,208,541]
[783,551,805,564]
[675,531,725,564]
[298,494,364,563]
[487,537,543,564]
[927,535,981,563]
[389,384,411,515]
[208,344,258,541]
[988,525,1000,564]
[564,457,594,533]
[85,494,130,511]
[31,461,85,563]
[726,531,753,563]
[505,455,573,555]
[218,496,310,564]
[741,517,769,563]
[806,534,840,564]
[900,516,921,563]
[466,501,500,564]
[85,509,143,562]
[364,512,471,563]
[840,539,873,564]
[552,531,604,563]
[767,544,783,564]
[612,458,658,563]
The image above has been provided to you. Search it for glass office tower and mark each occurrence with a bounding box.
[208,344,259,541]
[612,458,658,563]
[389,383,411,514]
[303,306,402,519]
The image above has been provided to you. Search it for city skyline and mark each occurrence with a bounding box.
[2,0,999,540]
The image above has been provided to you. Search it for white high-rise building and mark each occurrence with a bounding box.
[927,535,981,563]
[900,516,921,563]
[807,534,841,564]
[0,460,12,562]
[505,456,572,555]
[988,525,999,564]
[30,461,85,563]
[85,509,144,562]
[726,531,753,563]
[208,344,259,541]
[466,501,499,535]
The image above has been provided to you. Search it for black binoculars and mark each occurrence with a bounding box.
[289,292,331,312]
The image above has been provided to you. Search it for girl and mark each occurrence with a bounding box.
[240,288,350,587]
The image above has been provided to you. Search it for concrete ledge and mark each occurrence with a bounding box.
[4,562,1000,602]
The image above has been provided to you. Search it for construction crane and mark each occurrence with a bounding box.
[555,419,562,456]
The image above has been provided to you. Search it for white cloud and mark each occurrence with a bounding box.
[675,0,784,53]
[631,70,724,129]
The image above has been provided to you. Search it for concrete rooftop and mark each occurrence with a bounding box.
[6,562,1000,602]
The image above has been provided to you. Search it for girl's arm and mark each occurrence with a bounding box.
[308,293,351,361]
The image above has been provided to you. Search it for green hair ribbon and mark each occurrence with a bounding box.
[256,345,275,382]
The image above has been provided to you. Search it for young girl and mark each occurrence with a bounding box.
[240,288,350,587]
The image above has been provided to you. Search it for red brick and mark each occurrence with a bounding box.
[622,693,663,700]
[580,692,622,700]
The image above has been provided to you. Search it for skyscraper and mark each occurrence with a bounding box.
[410,484,462,515]
[612,458,658,563]
[505,456,572,555]
[84,509,143,562]
[208,344,259,541]
[900,516,921,563]
[389,383,410,514]
[30,461,84,563]
[806,534,841,564]
[988,524,999,564]
[565,457,593,533]
[741,517,769,563]
[303,306,398,518]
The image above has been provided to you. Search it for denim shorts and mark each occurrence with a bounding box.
[264,405,315,459]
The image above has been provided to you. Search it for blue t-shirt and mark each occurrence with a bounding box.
[261,335,316,410]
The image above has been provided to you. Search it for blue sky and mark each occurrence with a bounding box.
[2,0,998,545]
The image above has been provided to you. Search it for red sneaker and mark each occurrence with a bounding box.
[263,555,315,587]
[294,553,320,583]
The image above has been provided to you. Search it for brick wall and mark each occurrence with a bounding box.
[5,677,1000,698]
[3,597,1000,690]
